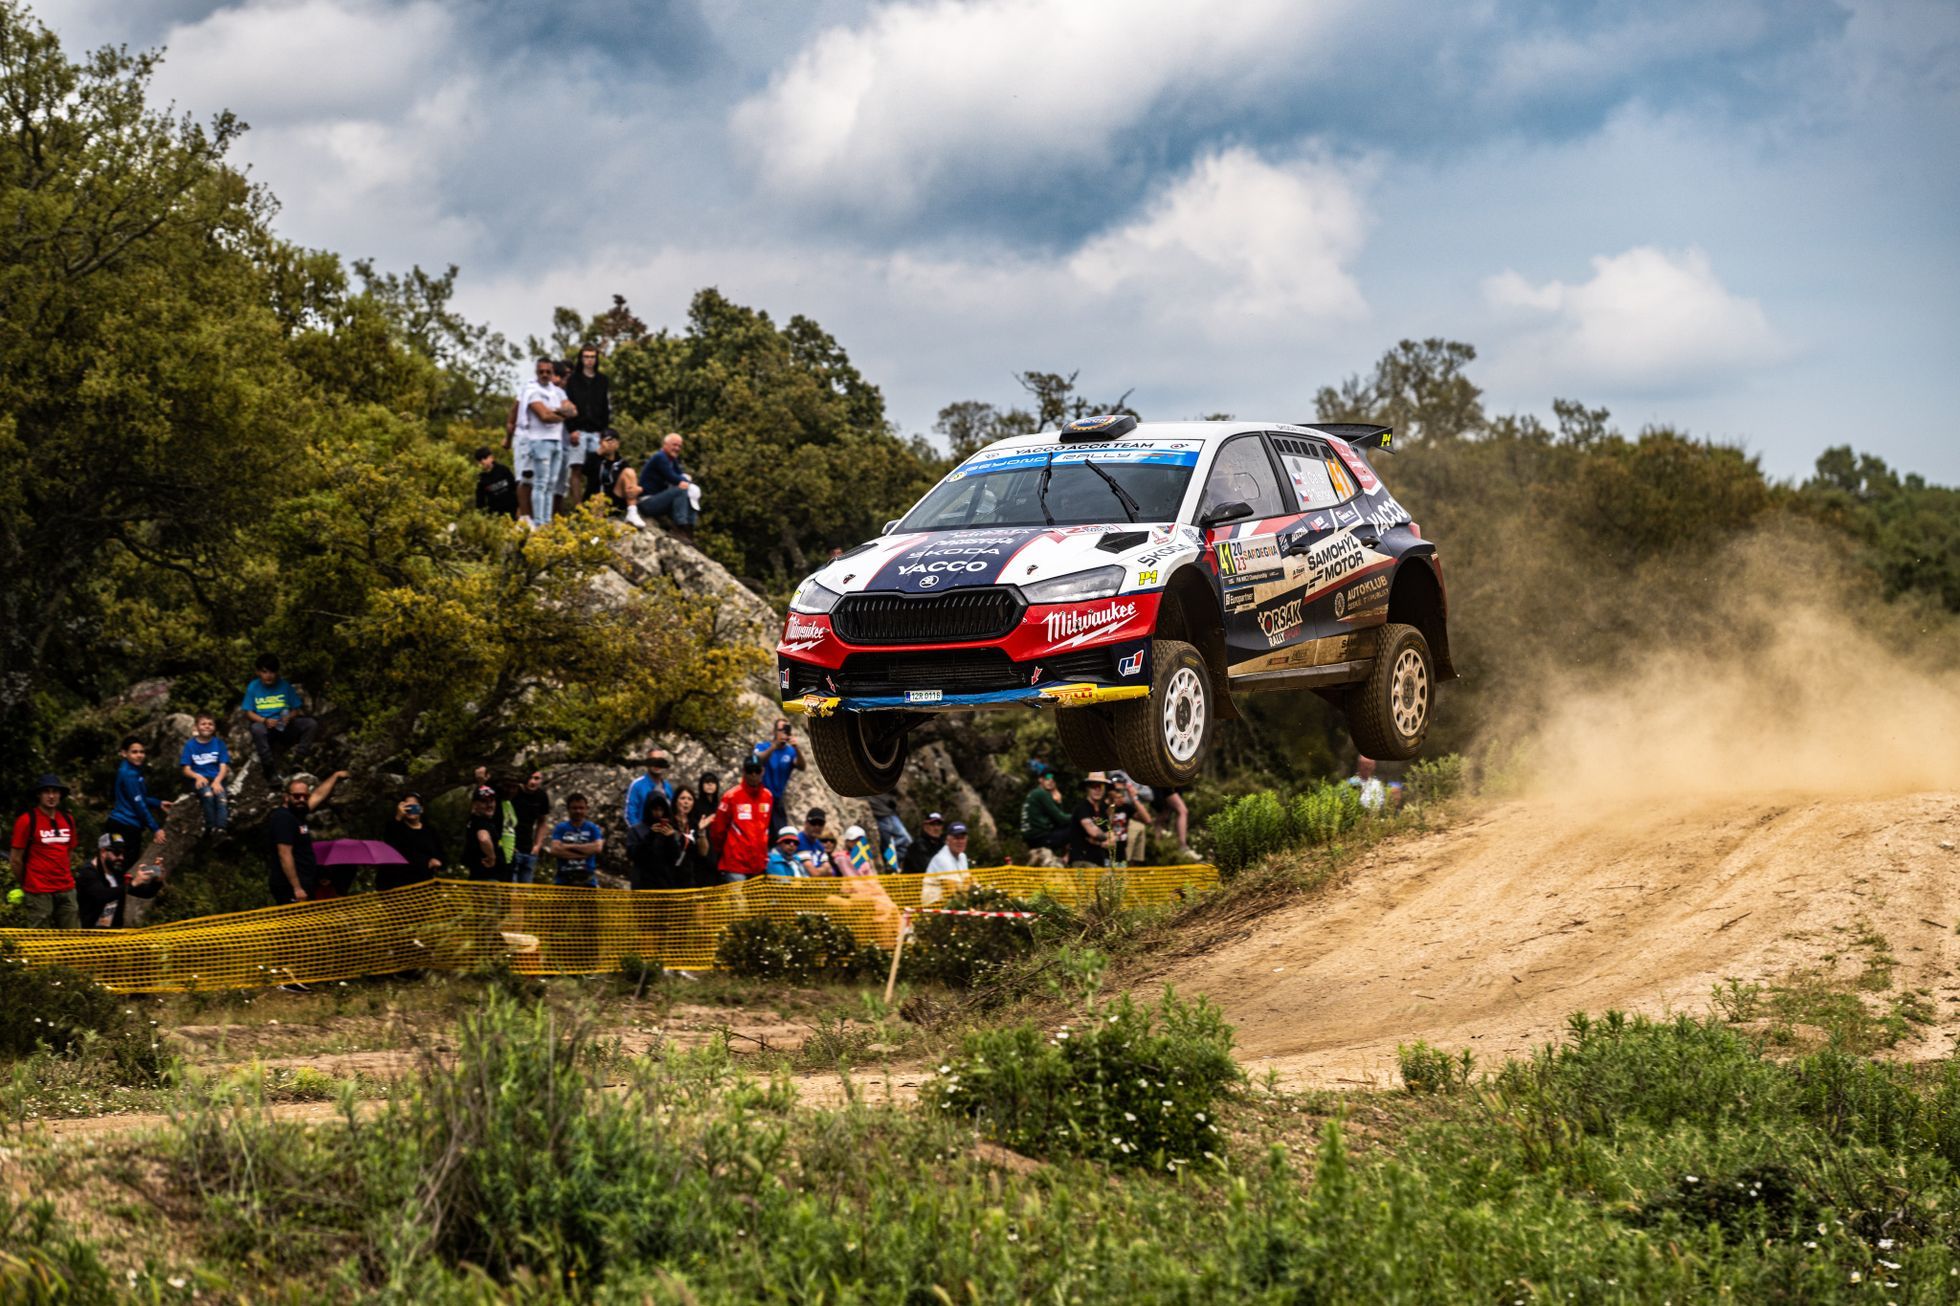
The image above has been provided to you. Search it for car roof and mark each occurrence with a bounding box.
[973,420,1308,455]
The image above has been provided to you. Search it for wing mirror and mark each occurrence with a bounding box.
[1198,501,1253,529]
[881,519,900,535]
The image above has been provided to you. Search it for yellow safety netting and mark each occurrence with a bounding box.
[0,864,1216,993]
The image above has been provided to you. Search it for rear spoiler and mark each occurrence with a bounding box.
[1302,422,1393,453]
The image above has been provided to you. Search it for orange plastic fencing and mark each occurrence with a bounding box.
[0,864,1217,993]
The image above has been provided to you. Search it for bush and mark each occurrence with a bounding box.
[1206,791,1290,873]
[1404,753,1466,805]
[1398,1041,1474,1094]
[715,914,887,983]
[925,988,1240,1169]
[1288,782,1362,845]
[903,887,1045,989]
[0,944,163,1083]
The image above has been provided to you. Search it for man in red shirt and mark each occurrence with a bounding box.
[706,756,775,882]
[8,774,80,928]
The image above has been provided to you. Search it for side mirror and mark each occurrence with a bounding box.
[881,519,900,535]
[1198,500,1253,529]
[1280,528,1312,557]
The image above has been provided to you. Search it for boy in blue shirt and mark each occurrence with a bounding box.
[240,652,318,786]
[547,793,606,887]
[106,736,167,853]
[766,827,809,877]
[178,712,232,831]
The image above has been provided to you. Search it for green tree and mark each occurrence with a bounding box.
[1314,338,1485,443]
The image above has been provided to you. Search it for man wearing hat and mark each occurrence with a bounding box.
[8,774,79,927]
[75,833,129,929]
[766,826,809,878]
[792,807,829,873]
[901,811,946,874]
[1068,773,1116,867]
[706,755,775,882]
[926,822,970,875]
[624,750,677,830]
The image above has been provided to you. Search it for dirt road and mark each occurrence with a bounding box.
[1149,791,1960,1089]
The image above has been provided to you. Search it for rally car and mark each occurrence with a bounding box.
[776,415,1455,796]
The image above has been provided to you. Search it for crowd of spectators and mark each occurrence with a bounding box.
[6,648,1226,930]
[478,349,700,537]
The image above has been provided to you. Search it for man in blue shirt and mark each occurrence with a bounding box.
[177,711,232,831]
[623,750,677,829]
[752,718,804,814]
[792,807,828,873]
[105,736,168,854]
[240,653,318,785]
[548,793,606,887]
[637,431,698,539]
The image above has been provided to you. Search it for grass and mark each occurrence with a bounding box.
[1712,919,1939,1056]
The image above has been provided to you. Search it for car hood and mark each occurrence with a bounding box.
[805,523,1201,597]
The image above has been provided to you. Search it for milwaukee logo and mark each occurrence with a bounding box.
[1043,601,1138,644]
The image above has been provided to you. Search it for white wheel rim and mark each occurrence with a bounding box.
[1162,666,1207,763]
[1390,647,1429,739]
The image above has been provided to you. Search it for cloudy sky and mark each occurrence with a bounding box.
[35,0,1960,481]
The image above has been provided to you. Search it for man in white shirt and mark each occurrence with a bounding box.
[514,358,576,525]
[921,821,973,905]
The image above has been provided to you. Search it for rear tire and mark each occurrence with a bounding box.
[807,714,910,797]
[1055,707,1121,772]
[1111,639,1211,788]
[1346,623,1433,760]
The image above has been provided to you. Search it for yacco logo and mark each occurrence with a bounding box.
[1043,601,1139,649]
[898,560,989,576]
[1258,598,1304,646]
[1365,499,1411,534]
[1117,650,1144,677]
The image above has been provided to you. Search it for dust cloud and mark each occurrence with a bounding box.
[1508,530,1960,806]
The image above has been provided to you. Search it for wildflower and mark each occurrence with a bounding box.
[1849,1272,1862,1283]
[1878,1239,1894,1249]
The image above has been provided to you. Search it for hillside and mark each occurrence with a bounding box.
[1152,790,1960,1088]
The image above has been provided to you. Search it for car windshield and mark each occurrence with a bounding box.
[898,443,1199,530]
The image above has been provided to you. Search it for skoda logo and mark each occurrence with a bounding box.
[919,574,939,588]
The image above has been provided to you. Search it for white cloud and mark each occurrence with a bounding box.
[1482,246,1787,394]
[730,0,1353,213]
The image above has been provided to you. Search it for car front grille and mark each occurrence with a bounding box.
[837,650,1022,695]
[831,588,1022,645]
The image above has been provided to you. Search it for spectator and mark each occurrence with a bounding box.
[867,791,909,869]
[1346,756,1398,813]
[817,833,849,877]
[178,711,232,832]
[563,344,611,504]
[671,786,714,886]
[266,769,349,904]
[793,807,828,871]
[926,822,970,874]
[706,756,775,883]
[1020,764,1073,859]
[509,770,552,885]
[751,719,805,814]
[625,751,678,829]
[513,357,575,526]
[901,811,946,874]
[629,792,690,891]
[74,833,126,929]
[1068,774,1114,868]
[381,791,445,892]
[1107,771,1154,866]
[106,736,168,851]
[595,430,646,526]
[549,794,606,887]
[1158,787,1195,860]
[638,431,699,539]
[696,772,722,816]
[766,827,809,877]
[240,654,319,785]
[474,446,518,518]
[462,784,509,882]
[841,824,881,876]
[9,774,79,928]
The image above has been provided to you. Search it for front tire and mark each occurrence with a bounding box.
[1111,639,1212,788]
[1055,706,1121,772]
[808,713,910,797]
[1346,623,1433,760]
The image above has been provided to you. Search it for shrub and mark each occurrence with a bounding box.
[1398,1041,1474,1094]
[925,988,1240,1169]
[0,945,163,1083]
[903,886,1045,988]
[1404,753,1466,805]
[1288,782,1362,845]
[715,914,886,983]
[1206,791,1290,873]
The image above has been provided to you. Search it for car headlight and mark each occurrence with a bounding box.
[1022,565,1126,605]
[789,579,842,615]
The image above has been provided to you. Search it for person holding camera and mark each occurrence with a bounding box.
[382,791,446,892]
[751,718,805,814]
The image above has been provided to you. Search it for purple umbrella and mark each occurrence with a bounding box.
[312,838,408,866]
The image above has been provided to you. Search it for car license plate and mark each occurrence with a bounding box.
[905,689,943,703]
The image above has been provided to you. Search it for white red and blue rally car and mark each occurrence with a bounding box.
[777,415,1455,795]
